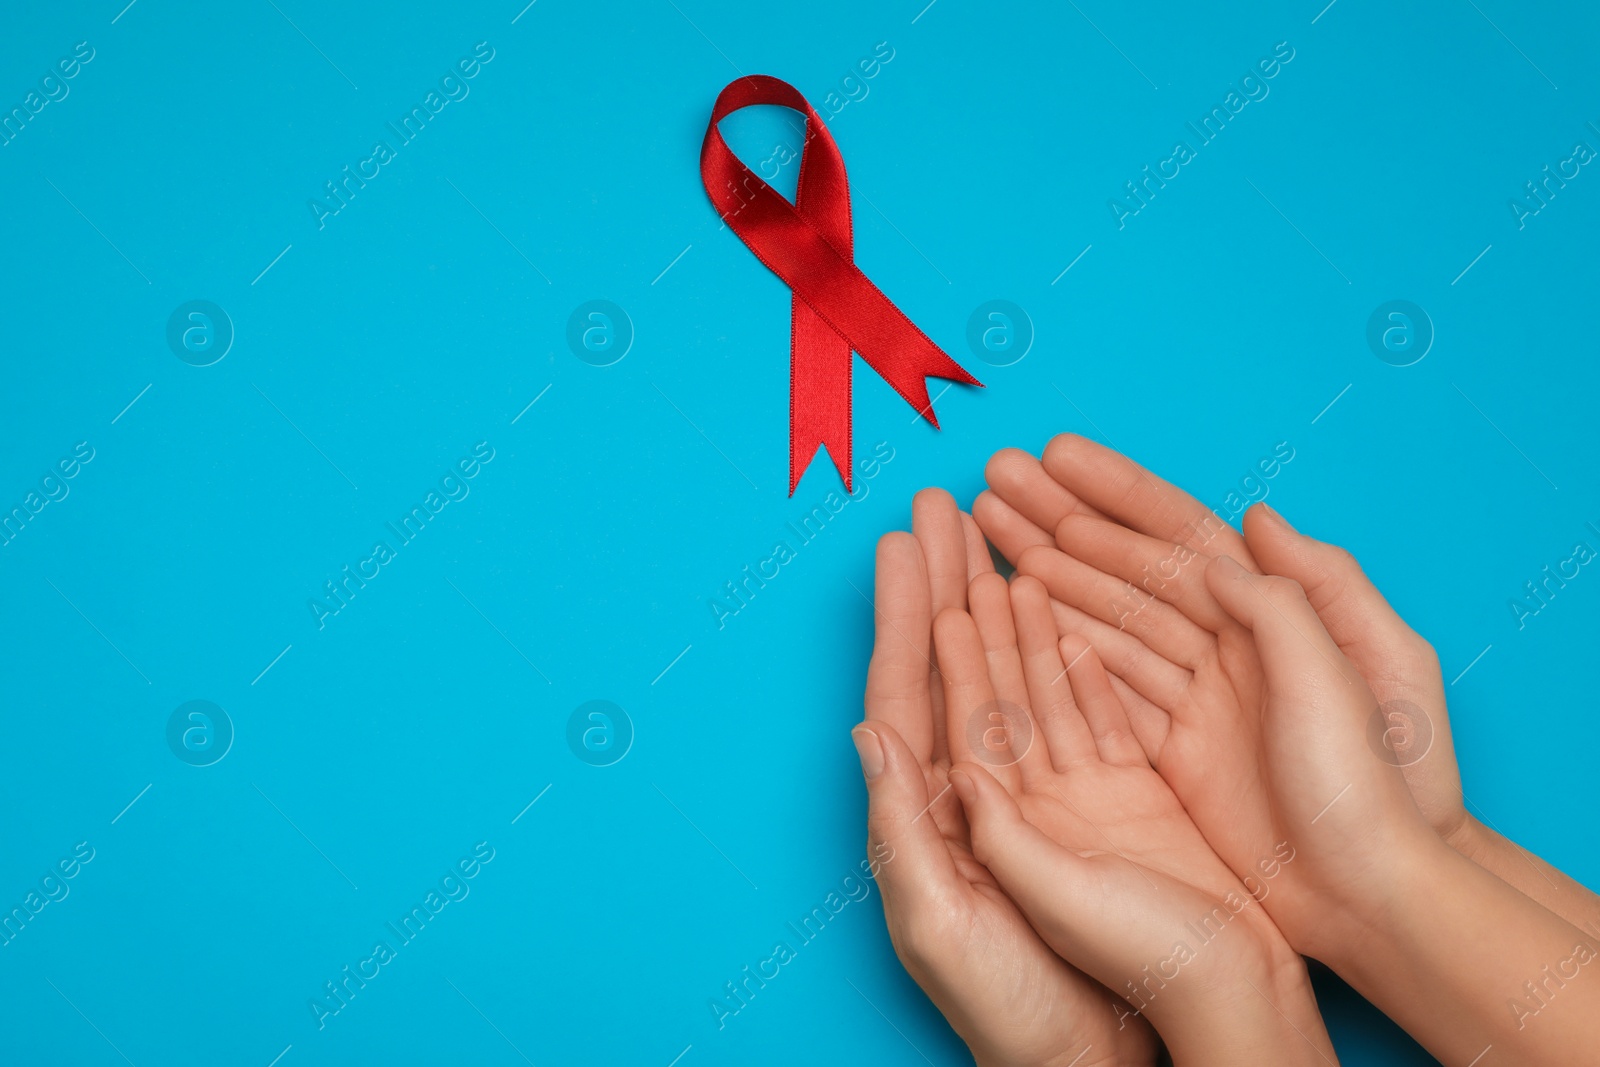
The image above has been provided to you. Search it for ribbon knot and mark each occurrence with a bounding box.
[700,75,981,495]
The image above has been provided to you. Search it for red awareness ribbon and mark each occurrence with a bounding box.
[700,75,981,495]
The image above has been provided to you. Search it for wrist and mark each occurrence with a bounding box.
[1140,916,1330,1066]
[1282,815,1452,966]
[1306,824,1468,977]
[1157,961,1330,1066]
[1296,821,1600,1062]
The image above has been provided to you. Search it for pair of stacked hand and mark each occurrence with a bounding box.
[854,435,1599,1066]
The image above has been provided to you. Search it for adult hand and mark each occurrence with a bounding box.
[1196,552,1600,1065]
[975,437,1466,836]
[978,436,1600,930]
[855,491,1157,1067]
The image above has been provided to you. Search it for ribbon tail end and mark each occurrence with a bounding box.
[941,364,984,389]
[790,439,853,496]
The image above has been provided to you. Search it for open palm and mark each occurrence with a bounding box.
[1011,505,1432,954]
[934,566,1298,1010]
[977,437,1469,847]
[859,491,1157,1067]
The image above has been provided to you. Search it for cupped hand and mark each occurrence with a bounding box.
[989,490,1438,956]
[855,491,1158,1067]
[931,568,1336,1064]
[975,436,1468,844]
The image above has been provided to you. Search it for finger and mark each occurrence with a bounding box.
[966,573,1038,787]
[1047,601,1176,763]
[1018,544,1211,671]
[1107,672,1171,764]
[933,608,1000,769]
[973,489,1054,567]
[1056,514,1235,634]
[1046,598,1190,722]
[913,488,965,765]
[913,488,970,618]
[1244,502,1447,695]
[865,532,935,762]
[984,447,1106,542]
[950,763,1087,887]
[953,761,1237,1006]
[1243,502,1457,799]
[960,511,996,578]
[854,722,964,920]
[1040,434,1260,571]
[1205,555,1362,698]
[1010,576,1099,769]
[1060,635,1147,767]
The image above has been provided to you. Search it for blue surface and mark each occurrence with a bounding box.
[2,1,1597,1064]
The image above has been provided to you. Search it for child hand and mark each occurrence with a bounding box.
[932,569,1337,1065]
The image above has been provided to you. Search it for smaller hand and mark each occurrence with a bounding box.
[933,567,1337,1065]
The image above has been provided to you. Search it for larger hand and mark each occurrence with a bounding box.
[976,437,1466,836]
[1198,553,1600,1065]
[978,437,1600,929]
[979,445,1600,1062]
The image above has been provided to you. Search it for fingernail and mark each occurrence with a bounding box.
[948,768,975,803]
[1259,502,1297,532]
[852,726,884,780]
[1213,554,1246,579]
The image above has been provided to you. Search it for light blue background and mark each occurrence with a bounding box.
[2,1,1596,1064]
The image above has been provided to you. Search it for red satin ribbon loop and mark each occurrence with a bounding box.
[701,74,981,494]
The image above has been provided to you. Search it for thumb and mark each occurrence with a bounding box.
[1243,503,1448,718]
[1204,554,1361,695]
[952,763,1244,1006]
[948,763,1090,921]
[1243,503,1429,660]
[853,722,962,906]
